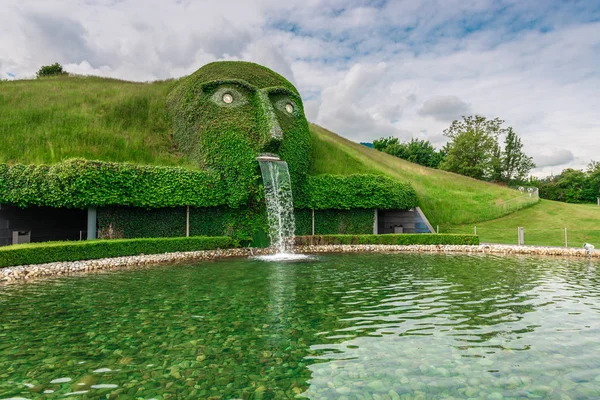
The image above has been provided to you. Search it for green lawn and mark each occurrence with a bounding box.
[443,200,600,247]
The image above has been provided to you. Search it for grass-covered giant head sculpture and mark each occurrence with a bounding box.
[168,61,311,206]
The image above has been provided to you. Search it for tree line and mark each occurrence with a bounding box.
[373,115,535,184]
[529,162,600,204]
[373,115,599,204]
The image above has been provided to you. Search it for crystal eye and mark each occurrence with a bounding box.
[222,93,233,104]
[285,103,294,113]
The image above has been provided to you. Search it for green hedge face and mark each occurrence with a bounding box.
[167,61,311,201]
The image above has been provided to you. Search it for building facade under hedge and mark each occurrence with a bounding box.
[0,160,429,247]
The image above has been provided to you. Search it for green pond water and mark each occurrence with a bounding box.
[1,253,600,399]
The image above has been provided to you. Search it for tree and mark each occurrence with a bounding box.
[440,115,504,180]
[500,127,535,183]
[373,136,399,151]
[373,137,445,168]
[36,63,67,78]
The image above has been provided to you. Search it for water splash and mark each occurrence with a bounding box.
[258,157,297,254]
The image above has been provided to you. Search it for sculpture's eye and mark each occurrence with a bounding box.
[209,86,248,107]
[285,103,294,113]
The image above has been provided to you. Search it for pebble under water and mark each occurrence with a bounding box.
[1,253,600,399]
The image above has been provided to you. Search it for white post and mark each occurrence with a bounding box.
[564,228,568,248]
[436,225,439,234]
[597,197,599,207]
[474,226,477,235]
[518,227,524,245]
[312,209,315,236]
[186,206,190,237]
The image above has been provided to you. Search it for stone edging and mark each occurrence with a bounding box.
[1,244,597,284]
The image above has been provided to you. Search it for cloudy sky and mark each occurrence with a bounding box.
[1,0,599,176]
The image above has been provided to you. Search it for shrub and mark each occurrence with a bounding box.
[37,63,67,78]
[0,236,235,268]
[299,174,418,210]
[295,234,480,246]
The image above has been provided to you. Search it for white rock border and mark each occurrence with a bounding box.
[1,244,597,284]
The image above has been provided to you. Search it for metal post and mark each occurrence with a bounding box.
[518,227,524,246]
[312,209,315,236]
[474,226,477,235]
[598,197,599,207]
[436,225,439,234]
[186,206,190,237]
[564,228,568,248]
[87,207,97,240]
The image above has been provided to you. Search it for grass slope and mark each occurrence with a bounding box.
[309,124,537,226]
[0,75,188,166]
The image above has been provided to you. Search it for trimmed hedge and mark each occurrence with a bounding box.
[300,174,418,210]
[0,236,235,268]
[0,159,232,209]
[295,234,480,246]
[0,160,418,212]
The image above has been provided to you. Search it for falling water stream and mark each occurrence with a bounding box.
[257,156,309,261]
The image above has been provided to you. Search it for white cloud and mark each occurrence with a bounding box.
[418,96,471,122]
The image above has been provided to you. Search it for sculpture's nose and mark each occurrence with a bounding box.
[258,91,283,153]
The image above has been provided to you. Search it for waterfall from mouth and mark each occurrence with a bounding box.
[258,156,296,254]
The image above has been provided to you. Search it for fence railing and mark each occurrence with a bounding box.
[440,226,600,248]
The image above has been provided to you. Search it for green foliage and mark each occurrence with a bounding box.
[98,206,268,245]
[373,137,445,168]
[300,174,418,210]
[500,128,535,183]
[166,61,312,204]
[295,209,375,235]
[440,115,502,180]
[0,159,415,212]
[0,159,230,208]
[440,116,534,183]
[533,161,600,204]
[36,63,67,78]
[0,236,235,268]
[295,234,480,246]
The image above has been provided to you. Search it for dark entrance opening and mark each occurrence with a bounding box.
[0,205,87,246]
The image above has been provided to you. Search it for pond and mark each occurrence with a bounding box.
[1,253,600,399]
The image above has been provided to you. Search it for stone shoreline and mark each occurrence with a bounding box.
[1,244,597,284]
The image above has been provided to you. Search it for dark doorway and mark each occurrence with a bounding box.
[0,205,87,246]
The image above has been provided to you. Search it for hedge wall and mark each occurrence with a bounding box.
[0,159,232,208]
[0,160,417,211]
[299,174,417,210]
[295,234,480,246]
[295,209,374,235]
[0,236,235,268]
[98,206,267,245]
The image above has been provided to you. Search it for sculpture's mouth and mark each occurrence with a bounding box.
[256,153,281,162]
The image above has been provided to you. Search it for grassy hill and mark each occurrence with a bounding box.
[309,124,538,226]
[2,75,598,247]
[0,75,187,166]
